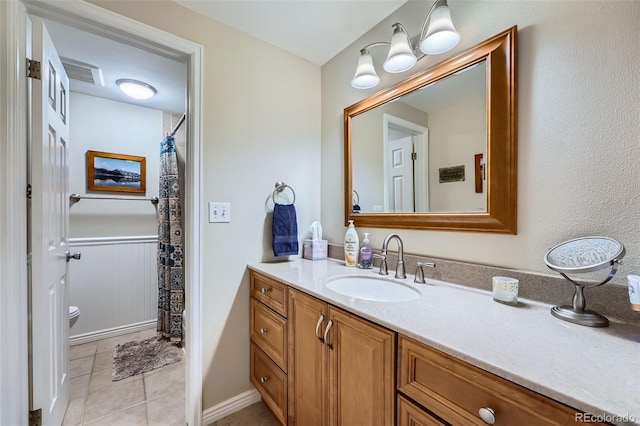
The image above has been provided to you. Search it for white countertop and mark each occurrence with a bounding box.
[249,258,640,426]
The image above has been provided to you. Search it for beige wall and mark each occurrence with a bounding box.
[428,95,486,212]
[69,93,162,237]
[90,0,321,409]
[322,1,640,281]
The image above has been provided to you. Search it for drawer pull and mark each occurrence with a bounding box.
[259,376,269,383]
[259,328,268,334]
[478,407,496,425]
[260,287,270,294]
[315,314,325,343]
[323,320,334,350]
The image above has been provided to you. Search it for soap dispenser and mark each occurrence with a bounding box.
[358,233,373,269]
[344,220,359,267]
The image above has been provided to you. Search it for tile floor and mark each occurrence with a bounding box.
[63,328,185,426]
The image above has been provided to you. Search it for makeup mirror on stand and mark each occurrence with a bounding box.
[544,236,626,327]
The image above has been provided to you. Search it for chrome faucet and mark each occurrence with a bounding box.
[380,233,406,279]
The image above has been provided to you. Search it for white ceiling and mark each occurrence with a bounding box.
[176,0,407,66]
[44,1,407,113]
[45,19,187,114]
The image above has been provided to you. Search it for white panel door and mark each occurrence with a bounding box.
[30,20,71,426]
[386,136,414,212]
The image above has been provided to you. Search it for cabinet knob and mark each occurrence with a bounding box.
[478,407,496,425]
[259,328,268,334]
[259,376,269,383]
[260,287,270,294]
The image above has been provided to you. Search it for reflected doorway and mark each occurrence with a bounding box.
[383,114,428,212]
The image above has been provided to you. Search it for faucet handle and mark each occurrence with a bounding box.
[373,253,388,275]
[414,262,436,284]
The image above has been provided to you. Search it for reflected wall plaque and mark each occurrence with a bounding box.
[439,165,465,183]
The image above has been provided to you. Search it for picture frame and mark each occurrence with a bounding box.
[86,150,146,193]
[475,153,484,193]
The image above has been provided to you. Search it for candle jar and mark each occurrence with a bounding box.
[628,275,640,312]
[492,276,519,305]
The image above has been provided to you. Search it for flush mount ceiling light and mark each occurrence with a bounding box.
[351,0,460,89]
[116,79,157,100]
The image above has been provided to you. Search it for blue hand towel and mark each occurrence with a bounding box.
[272,203,299,256]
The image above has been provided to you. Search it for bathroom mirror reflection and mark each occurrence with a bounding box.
[344,26,518,233]
[351,60,487,213]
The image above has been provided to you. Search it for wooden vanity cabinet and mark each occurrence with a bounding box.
[250,269,606,426]
[249,271,288,424]
[288,288,396,426]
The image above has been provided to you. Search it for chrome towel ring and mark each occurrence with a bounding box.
[272,181,296,204]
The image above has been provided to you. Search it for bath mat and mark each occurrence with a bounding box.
[112,336,182,381]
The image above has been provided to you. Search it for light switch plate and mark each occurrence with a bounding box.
[209,202,231,223]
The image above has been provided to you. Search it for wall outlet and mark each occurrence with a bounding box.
[209,202,231,223]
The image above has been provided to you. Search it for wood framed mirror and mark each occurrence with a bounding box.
[344,26,517,233]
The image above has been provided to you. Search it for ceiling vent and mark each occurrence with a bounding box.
[60,57,104,87]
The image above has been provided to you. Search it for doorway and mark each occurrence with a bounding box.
[383,113,429,213]
[13,1,203,425]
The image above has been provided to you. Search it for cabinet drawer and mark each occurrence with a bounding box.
[398,336,600,426]
[250,342,287,425]
[250,298,287,372]
[397,395,447,426]
[251,271,288,317]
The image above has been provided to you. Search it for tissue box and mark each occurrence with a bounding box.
[303,239,328,260]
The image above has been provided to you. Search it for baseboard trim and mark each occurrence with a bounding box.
[202,389,261,425]
[70,320,156,346]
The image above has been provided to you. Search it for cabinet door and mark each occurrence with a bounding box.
[288,289,328,426]
[327,307,395,426]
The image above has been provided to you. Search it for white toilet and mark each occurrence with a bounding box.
[69,305,80,328]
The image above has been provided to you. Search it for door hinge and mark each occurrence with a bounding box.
[29,408,42,426]
[27,59,41,80]
[411,152,417,160]
[27,184,32,199]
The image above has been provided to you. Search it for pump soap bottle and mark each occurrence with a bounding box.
[344,220,359,267]
[358,233,373,269]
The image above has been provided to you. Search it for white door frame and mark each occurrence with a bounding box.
[1,0,204,424]
[0,1,30,424]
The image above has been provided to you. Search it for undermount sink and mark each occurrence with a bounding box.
[325,275,420,302]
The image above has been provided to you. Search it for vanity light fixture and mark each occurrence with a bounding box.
[116,79,157,100]
[351,0,460,89]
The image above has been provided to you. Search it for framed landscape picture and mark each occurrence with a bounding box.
[86,150,146,193]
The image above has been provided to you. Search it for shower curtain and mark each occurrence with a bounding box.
[157,134,184,342]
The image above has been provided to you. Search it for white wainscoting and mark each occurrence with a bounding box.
[69,236,158,342]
